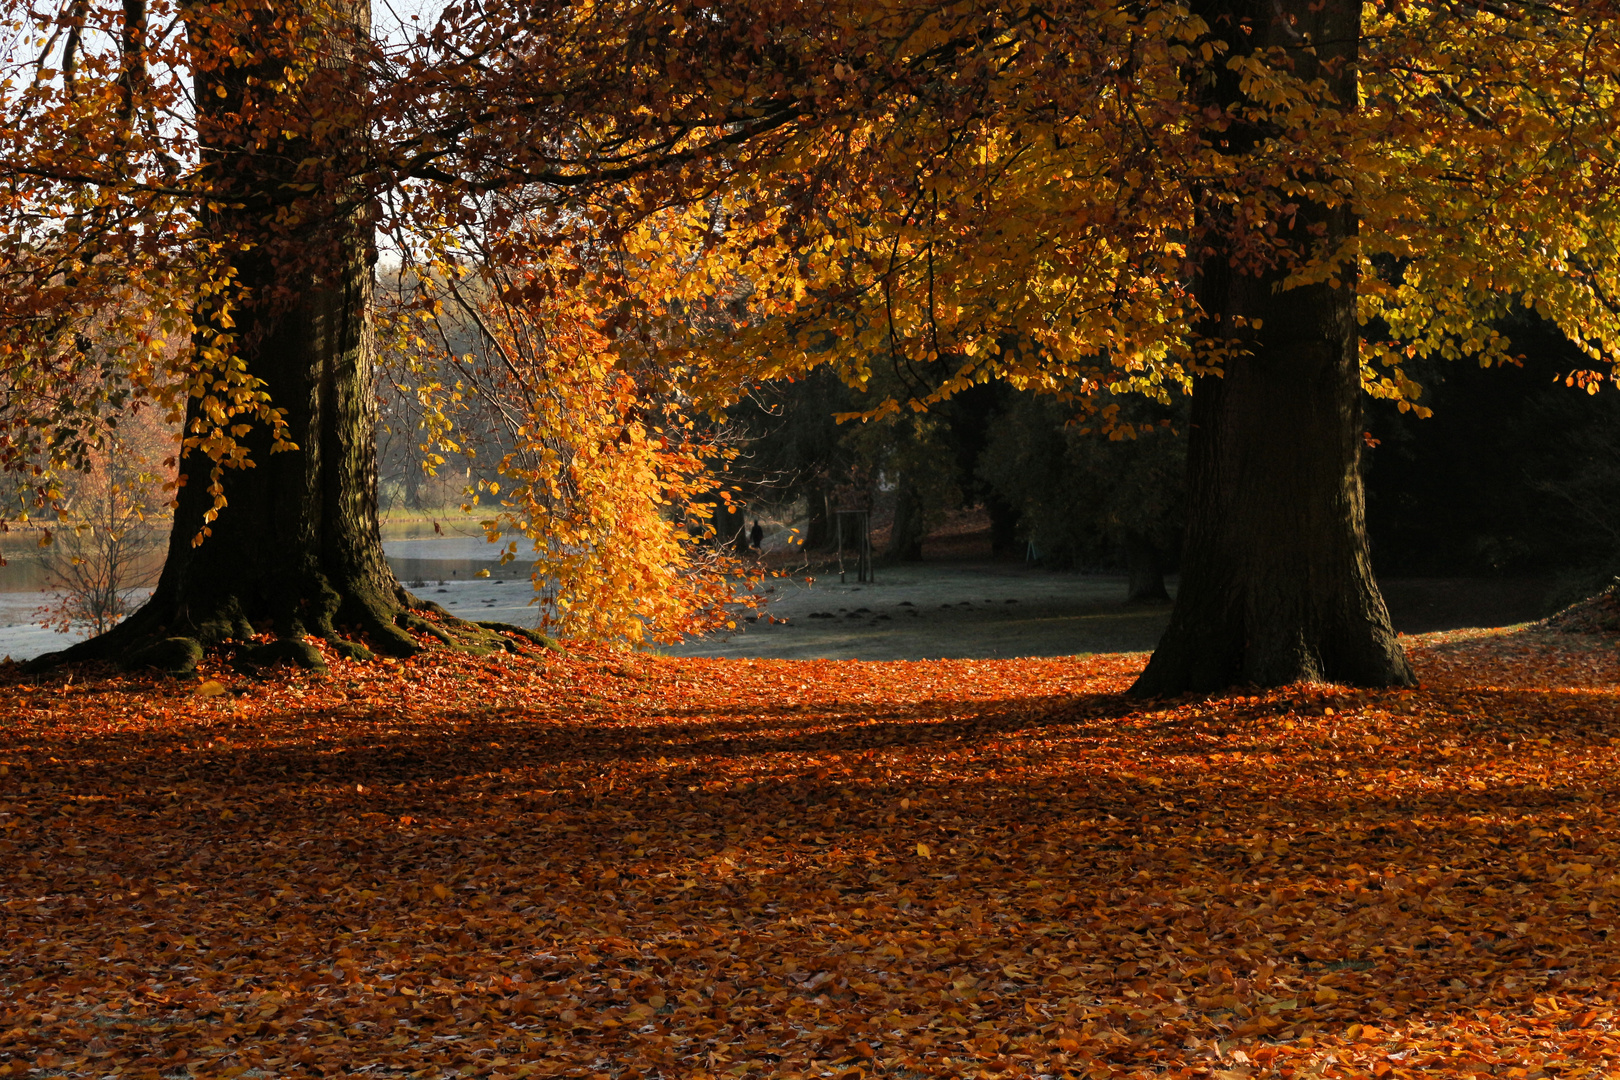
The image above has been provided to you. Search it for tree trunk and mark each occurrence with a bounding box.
[1131,266,1414,693]
[404,454,424,511]
[804,488,833,550]
[124,200,431,666]
[1129,0,1415,696]
[986,492,1019,558]
[886,471,926,562]
[28,0,507,673]
[714,501,749,554]
[1124,533,1170,604]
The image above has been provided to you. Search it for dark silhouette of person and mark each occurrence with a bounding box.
[750,520,765,551]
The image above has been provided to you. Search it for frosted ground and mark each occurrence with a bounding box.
[0,524,1557,663]
[0,523,1174,663]
[663,564,1172,661]
[0,532,546,662]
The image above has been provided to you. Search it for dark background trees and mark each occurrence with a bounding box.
[1364,315,1620,596]
[728,312,1617,625]
[978,391,1186,601]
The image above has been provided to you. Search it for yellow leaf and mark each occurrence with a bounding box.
[916,842,931,858]
[196,680,227,698]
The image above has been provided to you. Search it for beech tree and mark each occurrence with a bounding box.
[3,0,789,668]
[1134,0,1406,693]
[656,0,1620,693]
[3,0,1617,686]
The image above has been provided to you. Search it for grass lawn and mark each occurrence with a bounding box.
[1,623,1617,1078]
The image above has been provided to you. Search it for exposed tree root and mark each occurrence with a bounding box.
[476,621,563,652]
[125,637,204,674]
[240,637,330,672]
[22,574,559,676]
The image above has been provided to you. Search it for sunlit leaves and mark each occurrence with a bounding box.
[378,237,748,644]
[0,625,1617,1075]
[2,0,1618,628]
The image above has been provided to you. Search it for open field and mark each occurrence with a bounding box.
[3,622,1619,1078]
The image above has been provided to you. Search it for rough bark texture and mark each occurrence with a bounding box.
[1129,0,1415,695]
[1131,259,1415,693]
[1124,534,1170,604]
[27,0,520,673]
[886,472,926,562]
[804,489,834,550]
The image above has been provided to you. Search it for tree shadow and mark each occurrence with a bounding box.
[4,672,1619,1073]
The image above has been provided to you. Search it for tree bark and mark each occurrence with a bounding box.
[804,488,833,550]
[404,452,425,511]
[886,471,926,562]
[986,493,1020,559]
[1124,533,1170,604]
[713,501,750,554]
[121,199,432,667]
[28,0,509,673]
[1129,0,1415,695]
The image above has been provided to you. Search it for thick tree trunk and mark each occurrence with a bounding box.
[1129,0,1415,695]
[804,488,833,550]
[27,0,513,673]
[886,471,926,562]
[1124,533,1170,604]
[1131,258,1413,693]
[105,207,432,668]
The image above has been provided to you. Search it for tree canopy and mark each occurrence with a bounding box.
[2,0,1618,681]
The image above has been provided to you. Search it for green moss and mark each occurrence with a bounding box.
[399,612,455,646]
[326,638,374,662]
[303,575,344,639]
[244,637,327,671]
[336,580,423,658]
[477,621,563,653]
[127,637,204,675]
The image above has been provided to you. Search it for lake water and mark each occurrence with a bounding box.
[0,527,525,590]
[0,525,548,660]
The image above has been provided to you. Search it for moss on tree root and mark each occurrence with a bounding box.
[242,637,329,671]
[476,621,563,652]
[125,637,205,675]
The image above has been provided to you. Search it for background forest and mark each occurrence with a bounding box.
[20,306,1619,642]
[533,308,1615,608]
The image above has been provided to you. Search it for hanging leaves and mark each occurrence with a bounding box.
[1,0,1617,643]
[6,0,1617,493]
[376,228,750,644]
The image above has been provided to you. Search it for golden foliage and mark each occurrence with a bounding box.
[1,0,1618,631]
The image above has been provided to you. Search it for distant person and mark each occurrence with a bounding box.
[750,520,765,551]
